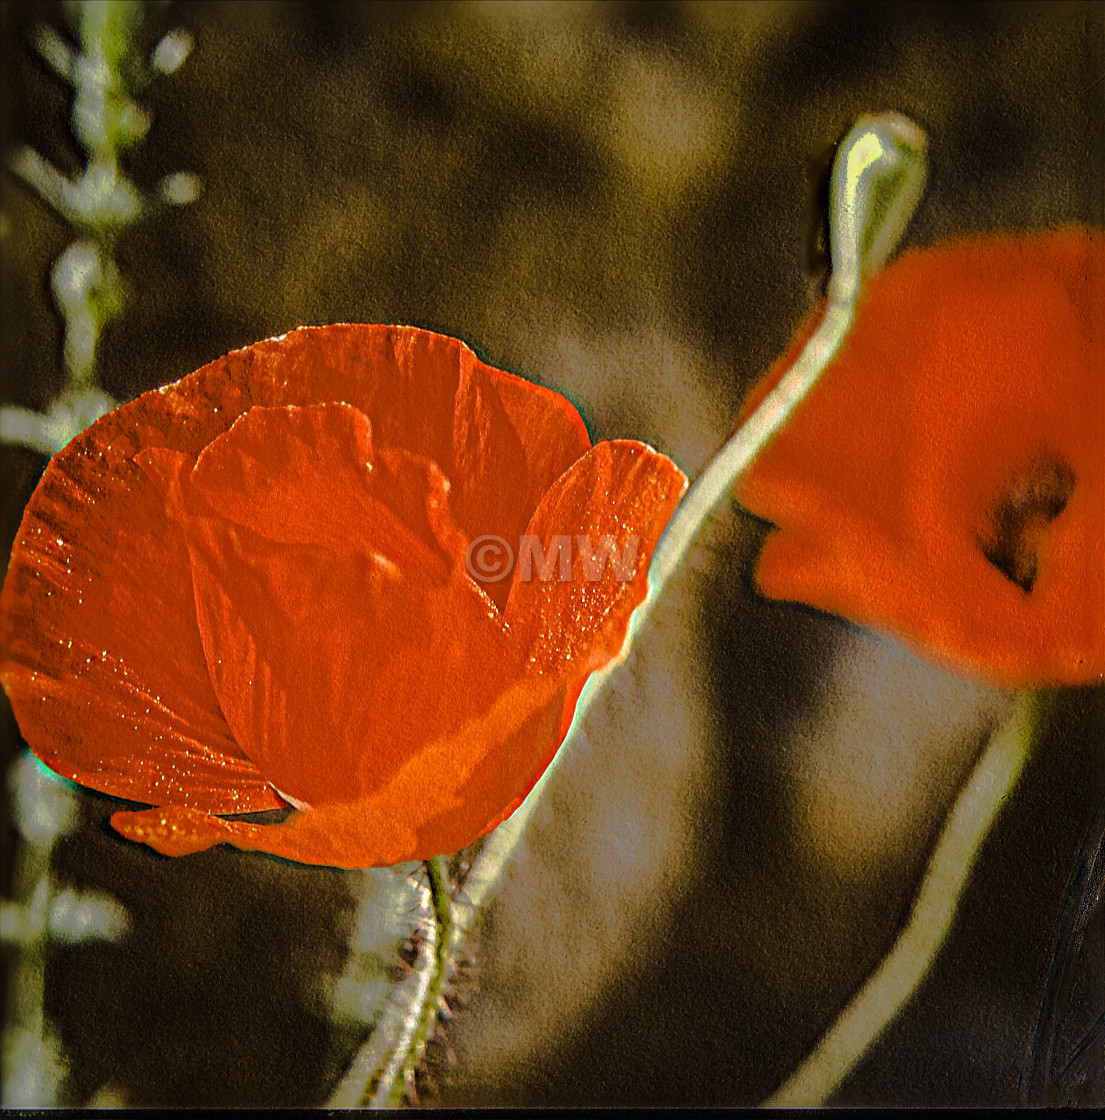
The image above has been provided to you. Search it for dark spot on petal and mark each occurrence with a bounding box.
[978,453,1076,592]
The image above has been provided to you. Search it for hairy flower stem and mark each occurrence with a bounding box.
[764,689,1048,1105]
[397,857,456,1103]
[349,860,459,1106]
[464,112,929,916]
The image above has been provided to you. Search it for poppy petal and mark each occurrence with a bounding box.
[1,323,681,868]
[0,410,281,815]
[81,324,586,551]
[192,326,592,551]
[109,671,569,868]
[505,441,688,674]
[490,373,593,507]
[450,367,593,605]
[735,228,1104,685]
[172,401,459,571]
[172,402,526,809]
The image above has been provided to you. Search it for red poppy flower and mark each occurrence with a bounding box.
[0,325,687,868]
[734,227,1104,686]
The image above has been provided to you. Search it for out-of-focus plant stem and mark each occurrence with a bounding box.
[0,757,73,1108]
[1,755,130,1107]
[765,689,1047,1105]
[2,2,195,1106]
[1,0,198,456]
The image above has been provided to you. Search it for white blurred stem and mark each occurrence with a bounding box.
[0,408,60,457]
[1,390,116,456]
[2,754,76,1107]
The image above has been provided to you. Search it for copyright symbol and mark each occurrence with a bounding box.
[466,535,514,582]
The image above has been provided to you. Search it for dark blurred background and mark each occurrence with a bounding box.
[1,0,1102,1107]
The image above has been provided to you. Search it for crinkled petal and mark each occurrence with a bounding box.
[172,402,525,808]
[735,228,1104,685]
[0,406,280,814]
[505,440,688,673]
[47,324,588,558]
[155,401,459,570]
[179,325,591,553]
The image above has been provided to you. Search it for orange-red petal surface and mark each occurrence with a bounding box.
[0,403,281,814]
[190,326,592,554]
[1,323,688,868]
[506,440,689,674]
[734,228,1104,685]
[110,670,570,868]
[115,322,589,550]
[170,402,526,808]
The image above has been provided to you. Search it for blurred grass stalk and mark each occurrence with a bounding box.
[1,0,199,456]
[1,754,130,1106]
[2,0,196,1105]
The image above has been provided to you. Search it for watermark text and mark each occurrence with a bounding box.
[466,534,640,584]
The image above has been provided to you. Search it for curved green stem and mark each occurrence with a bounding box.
[464,112,929,917]
[765,688,1048,1105]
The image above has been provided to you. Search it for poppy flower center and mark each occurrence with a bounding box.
[977,452,1076,594]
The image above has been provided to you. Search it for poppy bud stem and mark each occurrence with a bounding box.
[464,112,930,917]
[647,112,927,602]
[764,688,1049,1106]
